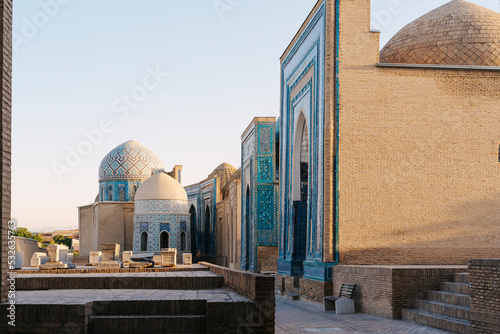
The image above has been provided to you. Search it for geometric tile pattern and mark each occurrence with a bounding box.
[241,120,278,272]
[278,2,333,281]
[133,213,190,252]
[99,140,164,181]
[380,0,500,66]
[135,199,188,214]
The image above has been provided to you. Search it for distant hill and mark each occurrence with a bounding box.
[30,225,78,234]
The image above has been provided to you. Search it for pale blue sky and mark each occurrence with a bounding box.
[12,0,499,231]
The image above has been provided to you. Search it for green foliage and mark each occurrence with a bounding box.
[52,235,72,248]
[12,227,33,239]
[13,227,43,244]
[32,234,43,243]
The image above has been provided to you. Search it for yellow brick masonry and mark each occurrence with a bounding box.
[337,0,500,264]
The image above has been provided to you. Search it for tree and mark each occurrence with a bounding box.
[32,234,43,243]
[12,227,33,239]
[52,235,72,248]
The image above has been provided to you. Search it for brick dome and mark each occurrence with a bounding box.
[380,0,500,66]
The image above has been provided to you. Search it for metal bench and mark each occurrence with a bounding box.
[323,283,356,314]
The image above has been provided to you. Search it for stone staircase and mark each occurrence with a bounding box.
[402,273,471,334]
[89,300,207,333]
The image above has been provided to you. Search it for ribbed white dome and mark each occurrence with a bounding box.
[135,172,188,201]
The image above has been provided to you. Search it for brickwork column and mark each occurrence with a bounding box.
[469,259,500,333]
[0,0,12,304]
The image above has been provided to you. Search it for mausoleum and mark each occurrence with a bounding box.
[133,172,191,257]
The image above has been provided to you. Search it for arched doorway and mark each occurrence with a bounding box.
[140,231,148,251]
[291,112,308,262]
[160,231,169,249]
[245,185,251,270]
[204,206,210,255]
[189,205,197,256]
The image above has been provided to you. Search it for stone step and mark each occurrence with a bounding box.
[17,273,224,290]
[92,300,206,316]
[402,309,471,334]
[415,300,470,321]
[287,293,300,301]
[454,273,469,284]
[427,291,470,307]
[89,315,206,334]
[441,282,470,295]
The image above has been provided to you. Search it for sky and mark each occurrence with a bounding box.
[12,0,500,232]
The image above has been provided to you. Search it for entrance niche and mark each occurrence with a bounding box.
[291,111,308,262]
[160,231,170,249]
[245,185,251,270]
[189,205,197,256]
[204,206,211,255]
[140,231,148,251]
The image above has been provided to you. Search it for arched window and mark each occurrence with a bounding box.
[118,186,125,201]
[100,187,104,201]
[180,231,186,251]
[140,231,148,251]
[160,231,169,249]
[108,186,113,201]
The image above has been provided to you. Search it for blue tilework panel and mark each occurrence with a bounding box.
[240,121,279,272]
[257,157,273,183]
[135,199,188,214]
[257,185,274,230]
[278,1,335,281]
[133,214,190,252]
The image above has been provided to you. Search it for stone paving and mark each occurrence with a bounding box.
[14,288,249,305]
[275,296,452,334]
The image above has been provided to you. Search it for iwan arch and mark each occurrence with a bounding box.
[276,0,500,301]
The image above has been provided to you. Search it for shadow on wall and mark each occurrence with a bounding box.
[340,193,500,265]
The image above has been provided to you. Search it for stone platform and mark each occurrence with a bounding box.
[16,271,223,291]
[15,263,207,274]
[2,264,276,333]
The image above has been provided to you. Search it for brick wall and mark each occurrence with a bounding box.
[200,262,275,332]
[469,259,500,333]
[0,0,12,304]
[337,0,500,265]
[257,246,278,272]
[333,265,467,319]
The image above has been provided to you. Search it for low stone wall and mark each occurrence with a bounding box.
[15,264,208,275]
[16,273,223,291]
[333,265,467,319]
[200,262,275,333]
[0,303,90,333]
[299,277,333,303]
[469,259,500,334]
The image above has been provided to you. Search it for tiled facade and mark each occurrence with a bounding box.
[241,118,278,272]
[215,170,241,269]
[133,212,190,253]
[278,1,334,282]
[185,178,217,258]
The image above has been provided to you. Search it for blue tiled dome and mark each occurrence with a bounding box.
[98,140,165,181]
